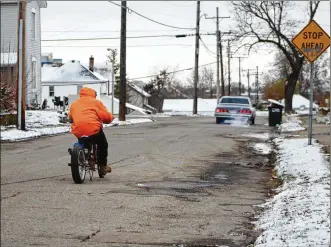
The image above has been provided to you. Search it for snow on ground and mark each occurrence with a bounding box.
[103,118,153,127]
[252,143,272,155]
[242,132,271,140]
[315,113,330,125]
[0,110,153,142]
[162,111,214,117]
[256,111,268,117]
[278,115,305,132]
[0,126,70,142]
[254,138,330,247]
[26,110,64,127]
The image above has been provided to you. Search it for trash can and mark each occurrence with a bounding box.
[268,102,284,127]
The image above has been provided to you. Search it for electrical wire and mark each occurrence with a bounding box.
[41,33,214,42]
[41,44,197,48]
[199,36,217,58]
[127,61,217,81]
[108,1,195,30]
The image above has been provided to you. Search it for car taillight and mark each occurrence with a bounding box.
[216,108,227,113]
[239,109,252,114]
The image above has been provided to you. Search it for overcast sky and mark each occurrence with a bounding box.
[41,1,330,86]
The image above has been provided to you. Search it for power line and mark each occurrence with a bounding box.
[108,1,195,30]
[199,36,217,57]
[128,61,217,81]
[41,33,213,42]
[41,44,197,48]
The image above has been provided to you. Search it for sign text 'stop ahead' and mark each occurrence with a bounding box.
[292,20,330,63]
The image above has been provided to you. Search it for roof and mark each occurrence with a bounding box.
[128,83,151,97]
[280,94,319,109]
[42,60,108,84]
[0,52,17,66]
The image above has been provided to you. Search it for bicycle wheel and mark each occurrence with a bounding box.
[71,144,86,184]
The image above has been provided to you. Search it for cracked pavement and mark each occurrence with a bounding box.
[1,116,274,247]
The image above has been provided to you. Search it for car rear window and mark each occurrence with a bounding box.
[220,98,249,104]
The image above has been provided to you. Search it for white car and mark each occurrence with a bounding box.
[214,96,256,124]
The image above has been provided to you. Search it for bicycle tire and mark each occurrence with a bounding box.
[71,144,86,184]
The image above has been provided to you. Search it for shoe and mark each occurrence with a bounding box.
[104,165,112,173]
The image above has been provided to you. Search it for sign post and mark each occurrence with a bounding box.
[292,20,330,145]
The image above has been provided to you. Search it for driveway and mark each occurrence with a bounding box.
[1,116,274,247]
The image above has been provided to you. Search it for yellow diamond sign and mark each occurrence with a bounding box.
[292,20,330,63]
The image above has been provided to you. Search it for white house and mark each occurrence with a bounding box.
[41,59,108,109]
[0,0,47,106]
[281,94,319,110]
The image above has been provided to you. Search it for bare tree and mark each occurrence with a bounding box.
[231,1,320,112]
[201,67,215,98]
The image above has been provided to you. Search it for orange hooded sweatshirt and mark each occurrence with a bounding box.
[69,87,114,138]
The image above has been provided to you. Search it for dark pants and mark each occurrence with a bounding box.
[79,129,108,165]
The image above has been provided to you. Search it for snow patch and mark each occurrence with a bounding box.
[1,110,154,142]
[256,111,269,117]
[315,113,330,125]
[253,143,272,155]
[254,138,330,247]
[278,116,305,132]
[242,132,271,140]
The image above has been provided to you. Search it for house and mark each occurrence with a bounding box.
[41,52,63,67]
[94,67,155,113]
[41,57,108,109]
[0,0,47,107]
[280,94,319,110]
[127,83,156,112]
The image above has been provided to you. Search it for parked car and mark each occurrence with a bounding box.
[214,96,256,124]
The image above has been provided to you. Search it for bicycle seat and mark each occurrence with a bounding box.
[78,136,92,148]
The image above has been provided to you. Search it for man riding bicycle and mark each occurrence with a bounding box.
[69,87,114,175]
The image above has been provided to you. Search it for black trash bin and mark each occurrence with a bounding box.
[268,102,284,127]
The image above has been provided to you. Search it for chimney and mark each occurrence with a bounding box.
[89,56,94,72]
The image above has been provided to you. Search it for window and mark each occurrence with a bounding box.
[32,60,36,89]
[49,86,54,96]
[31,9,36,40]
[220,97,250,105]
[77,85,83,94]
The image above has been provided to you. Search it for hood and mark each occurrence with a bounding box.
[79,87,96,98]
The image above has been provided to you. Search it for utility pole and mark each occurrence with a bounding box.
[220,36,225,98]
[193,0,200,115]
[227,40,231,96]
[205,10,229,102]
[256,66,259,105]
[17,0,26,130]
[216,9,220,102]
[107,48,116,114]
[231,56,247,95]
[247,69,250,98]
[119,1,127,121]
[243,68,262,105]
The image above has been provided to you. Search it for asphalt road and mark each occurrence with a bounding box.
[1,116,274,247]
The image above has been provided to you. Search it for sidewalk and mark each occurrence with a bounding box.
[298,115,330,154]
[253,115,330,247]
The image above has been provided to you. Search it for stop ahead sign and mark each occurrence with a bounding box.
[292,20,330,63]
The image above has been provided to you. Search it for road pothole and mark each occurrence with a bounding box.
[136,180,217,192]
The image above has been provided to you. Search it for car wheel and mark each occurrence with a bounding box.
[216,118,221,124]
